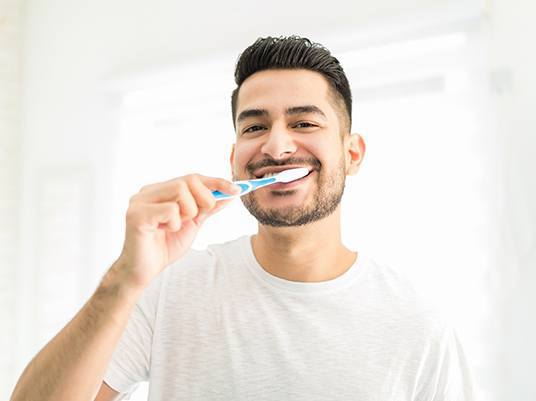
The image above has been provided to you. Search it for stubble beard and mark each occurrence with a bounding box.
[241,159,346,227]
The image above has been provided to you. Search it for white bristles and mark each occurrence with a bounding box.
[275,167,310,183]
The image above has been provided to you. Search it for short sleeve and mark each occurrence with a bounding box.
[103,272,166,397]
[417,325,475,401]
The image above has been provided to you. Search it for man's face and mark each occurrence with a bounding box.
[231,68,354,227]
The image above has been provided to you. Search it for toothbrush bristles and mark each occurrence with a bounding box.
[276,167,310,183]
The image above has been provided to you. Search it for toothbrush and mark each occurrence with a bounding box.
[212,167,310,201]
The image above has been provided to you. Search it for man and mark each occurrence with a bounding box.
[10,36,474,401]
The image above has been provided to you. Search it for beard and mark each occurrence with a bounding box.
[240,157,346,227]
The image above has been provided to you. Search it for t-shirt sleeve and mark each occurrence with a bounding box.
[103,271,166,398]
[418,324,475,401]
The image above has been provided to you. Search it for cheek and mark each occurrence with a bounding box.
[301,139,333,166]
[234,141,258,170]
[312,151,345,179]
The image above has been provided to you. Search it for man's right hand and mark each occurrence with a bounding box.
[9,173,241,401]
[113,173,241,292]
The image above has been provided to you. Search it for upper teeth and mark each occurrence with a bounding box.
[262,172,278,178]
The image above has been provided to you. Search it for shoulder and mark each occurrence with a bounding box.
[161,235,247,286]
[361,256,451,339]
[359,257,474,398]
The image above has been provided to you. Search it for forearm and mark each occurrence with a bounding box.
[10,262,143,401]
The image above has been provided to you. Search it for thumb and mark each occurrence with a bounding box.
[193,211,209,226]
[207,198,235,217]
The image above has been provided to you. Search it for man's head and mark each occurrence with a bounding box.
[230,36,365,228]
[231,36,352,135]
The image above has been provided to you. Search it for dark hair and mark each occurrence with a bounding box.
[231,36,352,133]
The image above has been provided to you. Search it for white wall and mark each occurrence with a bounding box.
[483,1,536,400]
[0,0,22,394]
[4,0,535,399]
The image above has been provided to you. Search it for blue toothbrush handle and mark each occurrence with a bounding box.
[212,182,251,200]
[212,177,277,200]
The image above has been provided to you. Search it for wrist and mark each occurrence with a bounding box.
[98,260,145,306]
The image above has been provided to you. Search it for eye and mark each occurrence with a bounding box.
[243,125,266,134]
[293,122,317,129]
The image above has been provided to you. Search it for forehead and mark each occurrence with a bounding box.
[236,69,335,118]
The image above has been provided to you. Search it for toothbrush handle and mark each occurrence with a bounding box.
[212,177,278,201]
[212,190,236,200]
[212,182,251,200]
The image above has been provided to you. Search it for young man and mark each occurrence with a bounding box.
[11,36,474,401]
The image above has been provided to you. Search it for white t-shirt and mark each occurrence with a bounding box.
[104,235,474,400]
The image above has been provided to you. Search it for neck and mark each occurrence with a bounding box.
[251,206,357,282]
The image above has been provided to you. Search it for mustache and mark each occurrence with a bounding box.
[247,157,321,174]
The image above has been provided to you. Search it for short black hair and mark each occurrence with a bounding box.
[231,36,352,133]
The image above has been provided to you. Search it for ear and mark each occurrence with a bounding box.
[229,143,236,175]
[344,133,365,175]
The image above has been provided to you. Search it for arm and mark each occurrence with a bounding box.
[10,174,239,401]
[10,263,142,401]
[94,382,122,401]
[416,325,475,401]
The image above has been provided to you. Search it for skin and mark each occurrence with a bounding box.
[231,68,366,282]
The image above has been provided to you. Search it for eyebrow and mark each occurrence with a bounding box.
[236,104,327,124]
[236,108,268,123]
[286,105,327,119]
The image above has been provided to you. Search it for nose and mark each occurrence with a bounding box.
[260,124,297,160]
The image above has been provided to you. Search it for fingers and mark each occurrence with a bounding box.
[127,202,182,232]
[188,176,217,217]
[135,174,239,204]
[127,174,241,232]
[206,197,234,217]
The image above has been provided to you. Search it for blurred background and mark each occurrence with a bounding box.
[1,0,535,400]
